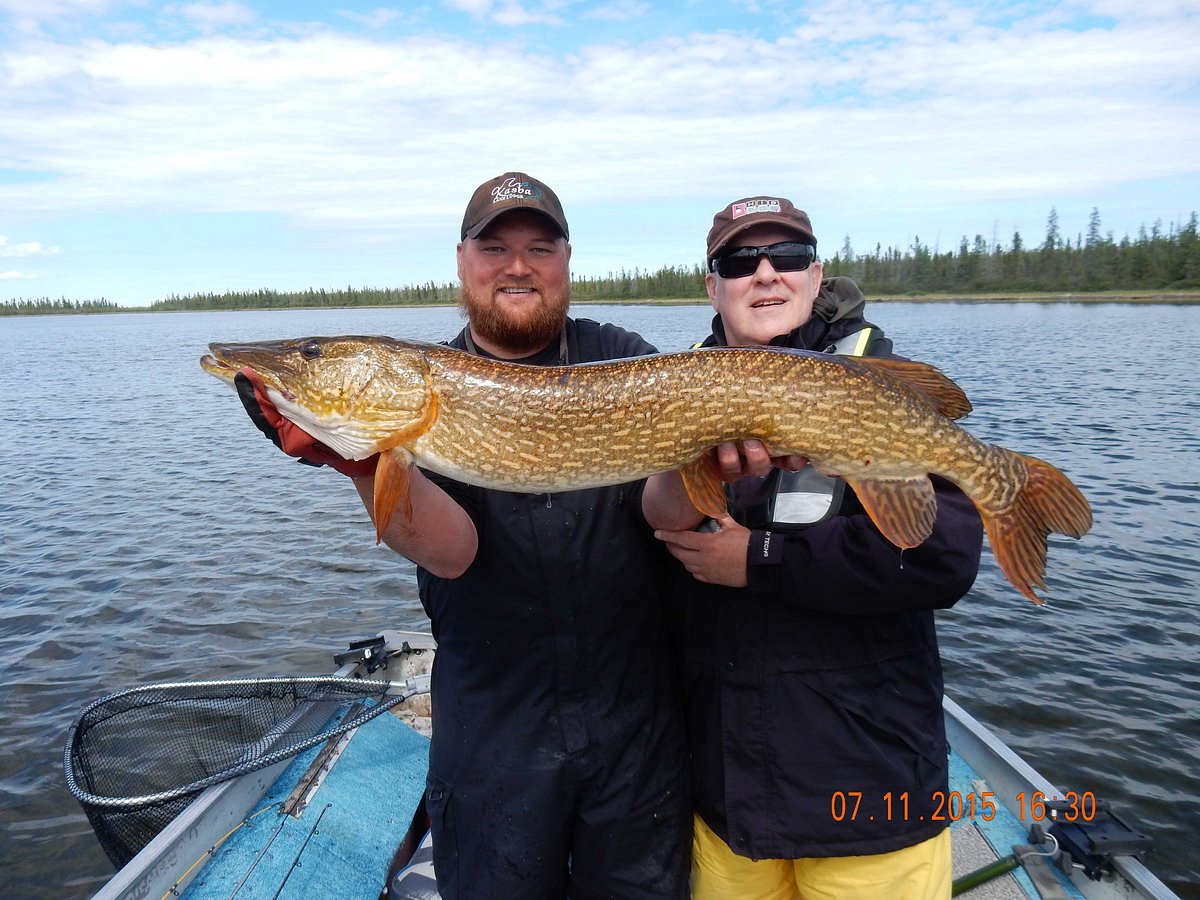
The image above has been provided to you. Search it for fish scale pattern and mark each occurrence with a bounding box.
[203,337,1092,601]
[415,346,916,489]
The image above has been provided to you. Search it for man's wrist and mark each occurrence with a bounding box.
[747,529,783,566]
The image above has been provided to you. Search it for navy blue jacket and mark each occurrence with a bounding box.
[672,302,984,859]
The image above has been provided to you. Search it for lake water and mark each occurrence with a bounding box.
[1,303,1197,898]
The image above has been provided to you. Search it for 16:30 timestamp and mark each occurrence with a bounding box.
[830,790,1098,822]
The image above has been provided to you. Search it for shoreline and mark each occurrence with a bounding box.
[869,291,1200,304]
[587,291,1200,306]
[5,290,1199,316]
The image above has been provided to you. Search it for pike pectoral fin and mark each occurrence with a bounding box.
[846,476,937,549]
[854,358,972,420]
[369,385,437,544]
[680,454,729,519]
[372,448,415,544]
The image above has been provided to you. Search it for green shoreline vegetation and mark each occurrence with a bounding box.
[5,208,1198,316]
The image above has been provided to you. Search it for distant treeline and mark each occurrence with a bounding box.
[4,209,1196,315]
[825,208,1200,295]
[144,267,713,310]
[0,297,122,316]
[150,283,461,311]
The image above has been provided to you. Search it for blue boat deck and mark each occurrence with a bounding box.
[80,631,1179,900]
[175,713,1084,900]
[181,708,429,899]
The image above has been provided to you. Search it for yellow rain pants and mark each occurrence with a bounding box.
[691,813,951,900]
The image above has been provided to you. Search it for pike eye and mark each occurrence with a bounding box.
[301,341,321,359]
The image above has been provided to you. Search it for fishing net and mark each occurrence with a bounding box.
[64,676,411,868]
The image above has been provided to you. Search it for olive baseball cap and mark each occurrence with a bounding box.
[706,196,817,258]
[461,172,569,241]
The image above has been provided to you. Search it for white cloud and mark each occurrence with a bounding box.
[492,2,564,25]
[1088,0,1197,20]
[442,0,495,18]
[175,1,257,30]
[582,1,650,21]
[338,7,402,29]
[0,270,36,280]
[0,1,1195,253]
[0,0,117,16]
[0,0,121,35]
[0,236,61,258]
[442,0,564,25]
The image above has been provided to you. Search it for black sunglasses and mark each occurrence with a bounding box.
[709,241,817,279]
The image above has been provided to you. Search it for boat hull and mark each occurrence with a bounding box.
[82,632,1178,900]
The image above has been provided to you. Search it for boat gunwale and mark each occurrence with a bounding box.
[943,695,1180,900]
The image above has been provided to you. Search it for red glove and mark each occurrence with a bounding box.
[234,367,379,478]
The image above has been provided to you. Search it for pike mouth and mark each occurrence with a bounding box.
[200,353,293,401]
[200,353,236,382]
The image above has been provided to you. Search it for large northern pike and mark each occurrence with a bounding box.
[201,336,1091,603]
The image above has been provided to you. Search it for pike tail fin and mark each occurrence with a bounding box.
[373,448,415,543]
[983,452,1093,604]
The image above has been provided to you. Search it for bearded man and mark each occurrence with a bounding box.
[391,174,693,898]
[240,173,693,898]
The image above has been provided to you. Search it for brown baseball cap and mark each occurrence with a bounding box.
[706,196,816,258]
[460,172,569,241]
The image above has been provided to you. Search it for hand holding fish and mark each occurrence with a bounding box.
[234,368,378,478]
[656,516,751,587]
[226,356,480,579]
[713,439,808,482]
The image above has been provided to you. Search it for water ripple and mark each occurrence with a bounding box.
[2,304,1198,898]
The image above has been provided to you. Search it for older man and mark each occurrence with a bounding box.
[646,196,984,900]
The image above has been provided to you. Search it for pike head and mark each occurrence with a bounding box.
[201,336,438,460]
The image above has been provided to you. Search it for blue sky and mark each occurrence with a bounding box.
[1,0,1197,306]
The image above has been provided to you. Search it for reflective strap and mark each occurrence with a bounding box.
[766,327,873,528]
[695,326,873,355]
[769,466,843,527]
[830,326,873,357]
[690,326,873,532]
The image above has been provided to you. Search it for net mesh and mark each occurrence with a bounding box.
[64,676,406,868]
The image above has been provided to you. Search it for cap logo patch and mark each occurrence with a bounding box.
[732,198,782,220]
[491,176,538,204]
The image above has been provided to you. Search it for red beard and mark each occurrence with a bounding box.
[459,280,570,357]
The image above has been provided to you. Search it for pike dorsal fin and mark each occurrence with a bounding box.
[853,358,972,420]
[679,453,729,519]
[845,475,938,548]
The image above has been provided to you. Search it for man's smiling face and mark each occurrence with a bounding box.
[706,223,823,347]
[457,209,572,357]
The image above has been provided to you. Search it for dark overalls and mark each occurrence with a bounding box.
[417,318,690,899]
